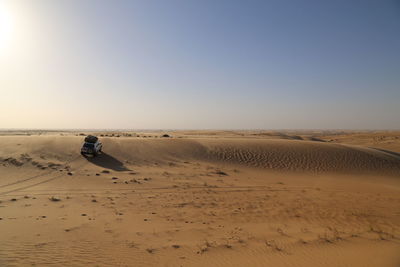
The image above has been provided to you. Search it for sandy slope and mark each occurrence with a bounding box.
[0,132,399,266]
[1,135,399,173]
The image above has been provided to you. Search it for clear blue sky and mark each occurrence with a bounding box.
[0,0,399,129]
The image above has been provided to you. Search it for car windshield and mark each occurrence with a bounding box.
[83,143,94,148]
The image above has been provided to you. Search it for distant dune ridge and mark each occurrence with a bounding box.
[1,136,399,175]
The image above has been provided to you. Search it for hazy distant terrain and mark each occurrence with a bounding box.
[0,130,399,266]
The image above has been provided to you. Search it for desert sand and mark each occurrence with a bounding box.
[0,130,399,266]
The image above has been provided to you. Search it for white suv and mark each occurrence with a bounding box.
[81,135,102,156]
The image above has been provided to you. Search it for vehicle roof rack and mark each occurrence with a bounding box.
[84,135,98,143]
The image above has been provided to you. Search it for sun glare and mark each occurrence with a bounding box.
[0,3,14,51]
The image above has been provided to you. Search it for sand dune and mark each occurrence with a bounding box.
[1,135,400,174]
[0,132,399,267]
[204,139,400,174]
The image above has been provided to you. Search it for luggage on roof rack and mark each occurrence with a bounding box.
[84,135,98,143]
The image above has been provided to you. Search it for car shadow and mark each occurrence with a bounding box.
[83,152,131,171]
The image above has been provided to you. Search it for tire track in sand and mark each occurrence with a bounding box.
[0,155,87,196]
